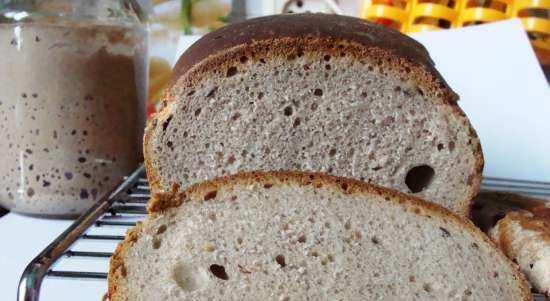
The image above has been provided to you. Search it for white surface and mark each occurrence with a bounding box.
[1,19,549,301]
[411,19,550,182]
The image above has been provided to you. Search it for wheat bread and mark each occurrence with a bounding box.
[490,210,550,296]
[108,171,529,301]
[144,14,483,216]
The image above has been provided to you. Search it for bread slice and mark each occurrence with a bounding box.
[144,14,483,216]
[490,210,550,297]
[108,171,530,301]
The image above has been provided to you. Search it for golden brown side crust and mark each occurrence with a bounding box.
[108,220,144,301]
[109,170,531,301]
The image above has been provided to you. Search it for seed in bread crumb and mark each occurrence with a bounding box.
[203,244,216,252]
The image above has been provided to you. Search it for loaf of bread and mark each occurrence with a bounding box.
[108,171,529,301]
[144,13,483,216]
[490,210,550,297]
[472,192,550,296]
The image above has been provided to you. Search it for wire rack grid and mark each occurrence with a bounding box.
[16,165,550,301]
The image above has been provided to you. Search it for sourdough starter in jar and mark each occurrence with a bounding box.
[0,22,147,216]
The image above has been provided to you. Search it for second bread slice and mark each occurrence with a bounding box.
[109,171,529,301]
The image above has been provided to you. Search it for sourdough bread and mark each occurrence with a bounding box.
[144,14,483,216]
[109,171,529,301]
[490,210,550,296]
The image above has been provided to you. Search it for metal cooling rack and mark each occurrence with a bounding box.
[17,166,549,301]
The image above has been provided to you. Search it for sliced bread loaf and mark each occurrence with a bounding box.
[144,13,483,216]
[109,171,529,301]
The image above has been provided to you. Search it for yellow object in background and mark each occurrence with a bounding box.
[359,0,549,53]
[148,57,173,116]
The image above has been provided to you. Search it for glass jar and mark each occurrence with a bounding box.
[0,0,149,217]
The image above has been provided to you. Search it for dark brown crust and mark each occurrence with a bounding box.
[145,13,484,215]
[110,170,531,301]
[170,14,442,82]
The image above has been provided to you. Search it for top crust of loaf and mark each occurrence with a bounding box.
[109,170,530,301]
[168,13,451,95]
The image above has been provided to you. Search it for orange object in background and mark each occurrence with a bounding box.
[147,57,172,118]
[359,0,550,61]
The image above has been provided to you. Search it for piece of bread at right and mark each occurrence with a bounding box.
[144,13,483,216]
[490,210,550,297]
[109,171,530,301]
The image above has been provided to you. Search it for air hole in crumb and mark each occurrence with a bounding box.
[258,92,264,100]
[448,141,455,152]
[314,89,323,96]
[293,118,301,128]
[423,283,433,293]
[464,289,472,296]
[194,108,202,117]
[405,165,435,193]
[206,87,217,98]
[226,67,237,77]
[298,235,306,243]
[344,220,351,230]
[437,143,444,151]
[239,56,248,63]
[439,227,451,237]
[310,103,318,111]
[157,224,167,234]
[275,255,286,267]
[324,55,331,61]
[152,238,161,249]
[204,190,217,201]
[325,64,331,70]
[209,264,228,280]
[329,148,337,157]
[263,183,273,189]
[283,106,293,116]
[162,115,173,131]
[231,112,241,121]
[371,236,380,244]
